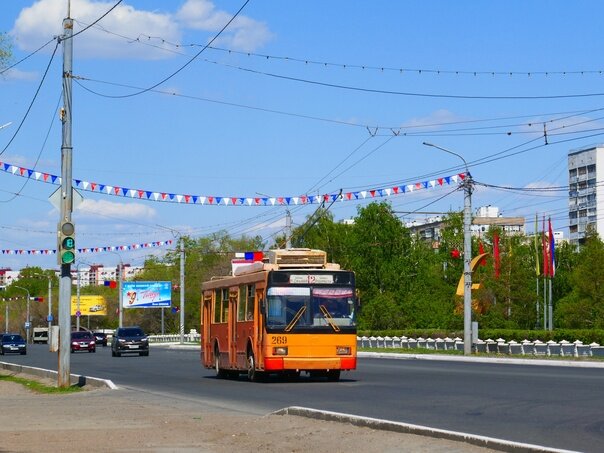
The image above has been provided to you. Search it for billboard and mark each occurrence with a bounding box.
[122,281,171,308]
[70,295,107,316]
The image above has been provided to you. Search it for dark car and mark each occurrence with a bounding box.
[93,332,108,346]
[70,331,96,353]
[111,326,149,357]
[0,333,27,355]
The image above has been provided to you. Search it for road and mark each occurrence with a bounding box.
[6,343,604,452]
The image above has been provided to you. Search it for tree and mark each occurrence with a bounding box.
[0,32,13,72]
[556,234,604,328]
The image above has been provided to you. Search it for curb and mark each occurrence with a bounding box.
[0,361,117,390]
[273,406,578,453]
[358,351,604,368]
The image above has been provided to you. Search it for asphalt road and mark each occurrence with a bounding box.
[5,343,603,452]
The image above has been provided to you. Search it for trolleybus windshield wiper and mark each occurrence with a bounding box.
[285,306,306,332]
[319,305,340,332]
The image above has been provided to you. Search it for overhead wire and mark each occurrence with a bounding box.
[0,40,60,157]
[0,37,57,75]
[0,91,62,203]
[202,59,604,100]
[83,0,250,99]
[75,24,604,79]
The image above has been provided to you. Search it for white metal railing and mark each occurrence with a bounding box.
[356,336,604,358]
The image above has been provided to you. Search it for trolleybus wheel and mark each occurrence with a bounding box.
[247,350,262,382]
[214,345,227,379]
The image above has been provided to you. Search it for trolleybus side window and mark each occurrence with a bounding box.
[237,284,255,322]
[213,288,229,323]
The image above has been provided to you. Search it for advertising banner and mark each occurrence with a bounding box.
[70,295,107,316]
[122,281,171,308]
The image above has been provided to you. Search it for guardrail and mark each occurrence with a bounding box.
[357,336,604,358]
[148,333,604,358]
[149,333,200,343]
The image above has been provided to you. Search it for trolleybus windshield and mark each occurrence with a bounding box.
[266,286,356,331]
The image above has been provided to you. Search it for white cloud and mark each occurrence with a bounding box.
[0,68,39,81]
[175,0,272,52]
[400,109,466,131]
[12,0,180,60]
[10,0,271,60]
[77,198,156,219]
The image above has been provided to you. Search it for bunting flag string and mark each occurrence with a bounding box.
[1,240,172,256]
[0,160,466,206]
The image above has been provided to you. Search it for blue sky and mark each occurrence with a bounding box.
[1,0,604,270]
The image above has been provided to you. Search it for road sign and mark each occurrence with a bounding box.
[75,310,81,317]
[24,321,31,328]
[47,314,54,322]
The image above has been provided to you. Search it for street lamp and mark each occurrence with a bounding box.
[14,286,31,344]
[423,142,474,355]
[74,263,87,331]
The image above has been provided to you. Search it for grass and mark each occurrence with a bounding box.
[0,374,84,394]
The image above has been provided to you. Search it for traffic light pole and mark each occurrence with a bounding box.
[58,15,73,388]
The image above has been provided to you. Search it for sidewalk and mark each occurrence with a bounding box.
[0,371,501,453]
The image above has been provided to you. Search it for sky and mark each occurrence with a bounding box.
[1,0,604,271]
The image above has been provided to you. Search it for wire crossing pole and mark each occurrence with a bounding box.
[58,15,74,388]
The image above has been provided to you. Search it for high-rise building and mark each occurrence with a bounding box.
[568,144,604,245]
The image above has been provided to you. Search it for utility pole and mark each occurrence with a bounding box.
[118,262,123,327]
[285,210,292,248]
[423,142,473,355]
[57,12,74,388]
[179,236,185,344]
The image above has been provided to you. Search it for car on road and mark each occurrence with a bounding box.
[0,333,27,355]
[93,331,108,346]
[111,326,149,357]
[70,331,96,353]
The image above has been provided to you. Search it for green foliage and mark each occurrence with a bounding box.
[0,32,12,70]
[556,235,604,328]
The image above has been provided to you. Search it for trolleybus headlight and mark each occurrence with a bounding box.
[336,346,351,355]
[273,346,288,356]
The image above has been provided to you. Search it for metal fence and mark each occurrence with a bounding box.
[147,333,604,358]
[357,336,604,358]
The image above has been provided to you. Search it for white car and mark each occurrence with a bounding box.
[89,304,105,312]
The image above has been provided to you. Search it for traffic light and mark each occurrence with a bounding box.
[58,221,75,265]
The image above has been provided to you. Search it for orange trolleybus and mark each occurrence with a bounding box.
[201,248,357,381]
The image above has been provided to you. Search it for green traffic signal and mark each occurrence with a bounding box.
[61,250,75,264]
[62,236,75,250]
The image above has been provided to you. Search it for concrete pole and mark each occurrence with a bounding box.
[179,237,185,344]
[47,277,52,349]
[118,262,123,328]
[423,142,473,355]
[58,15,74,388]
[462,176,473,355]
[286,210,292,248]
[14,286,31,344]
[76,267,81,331]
